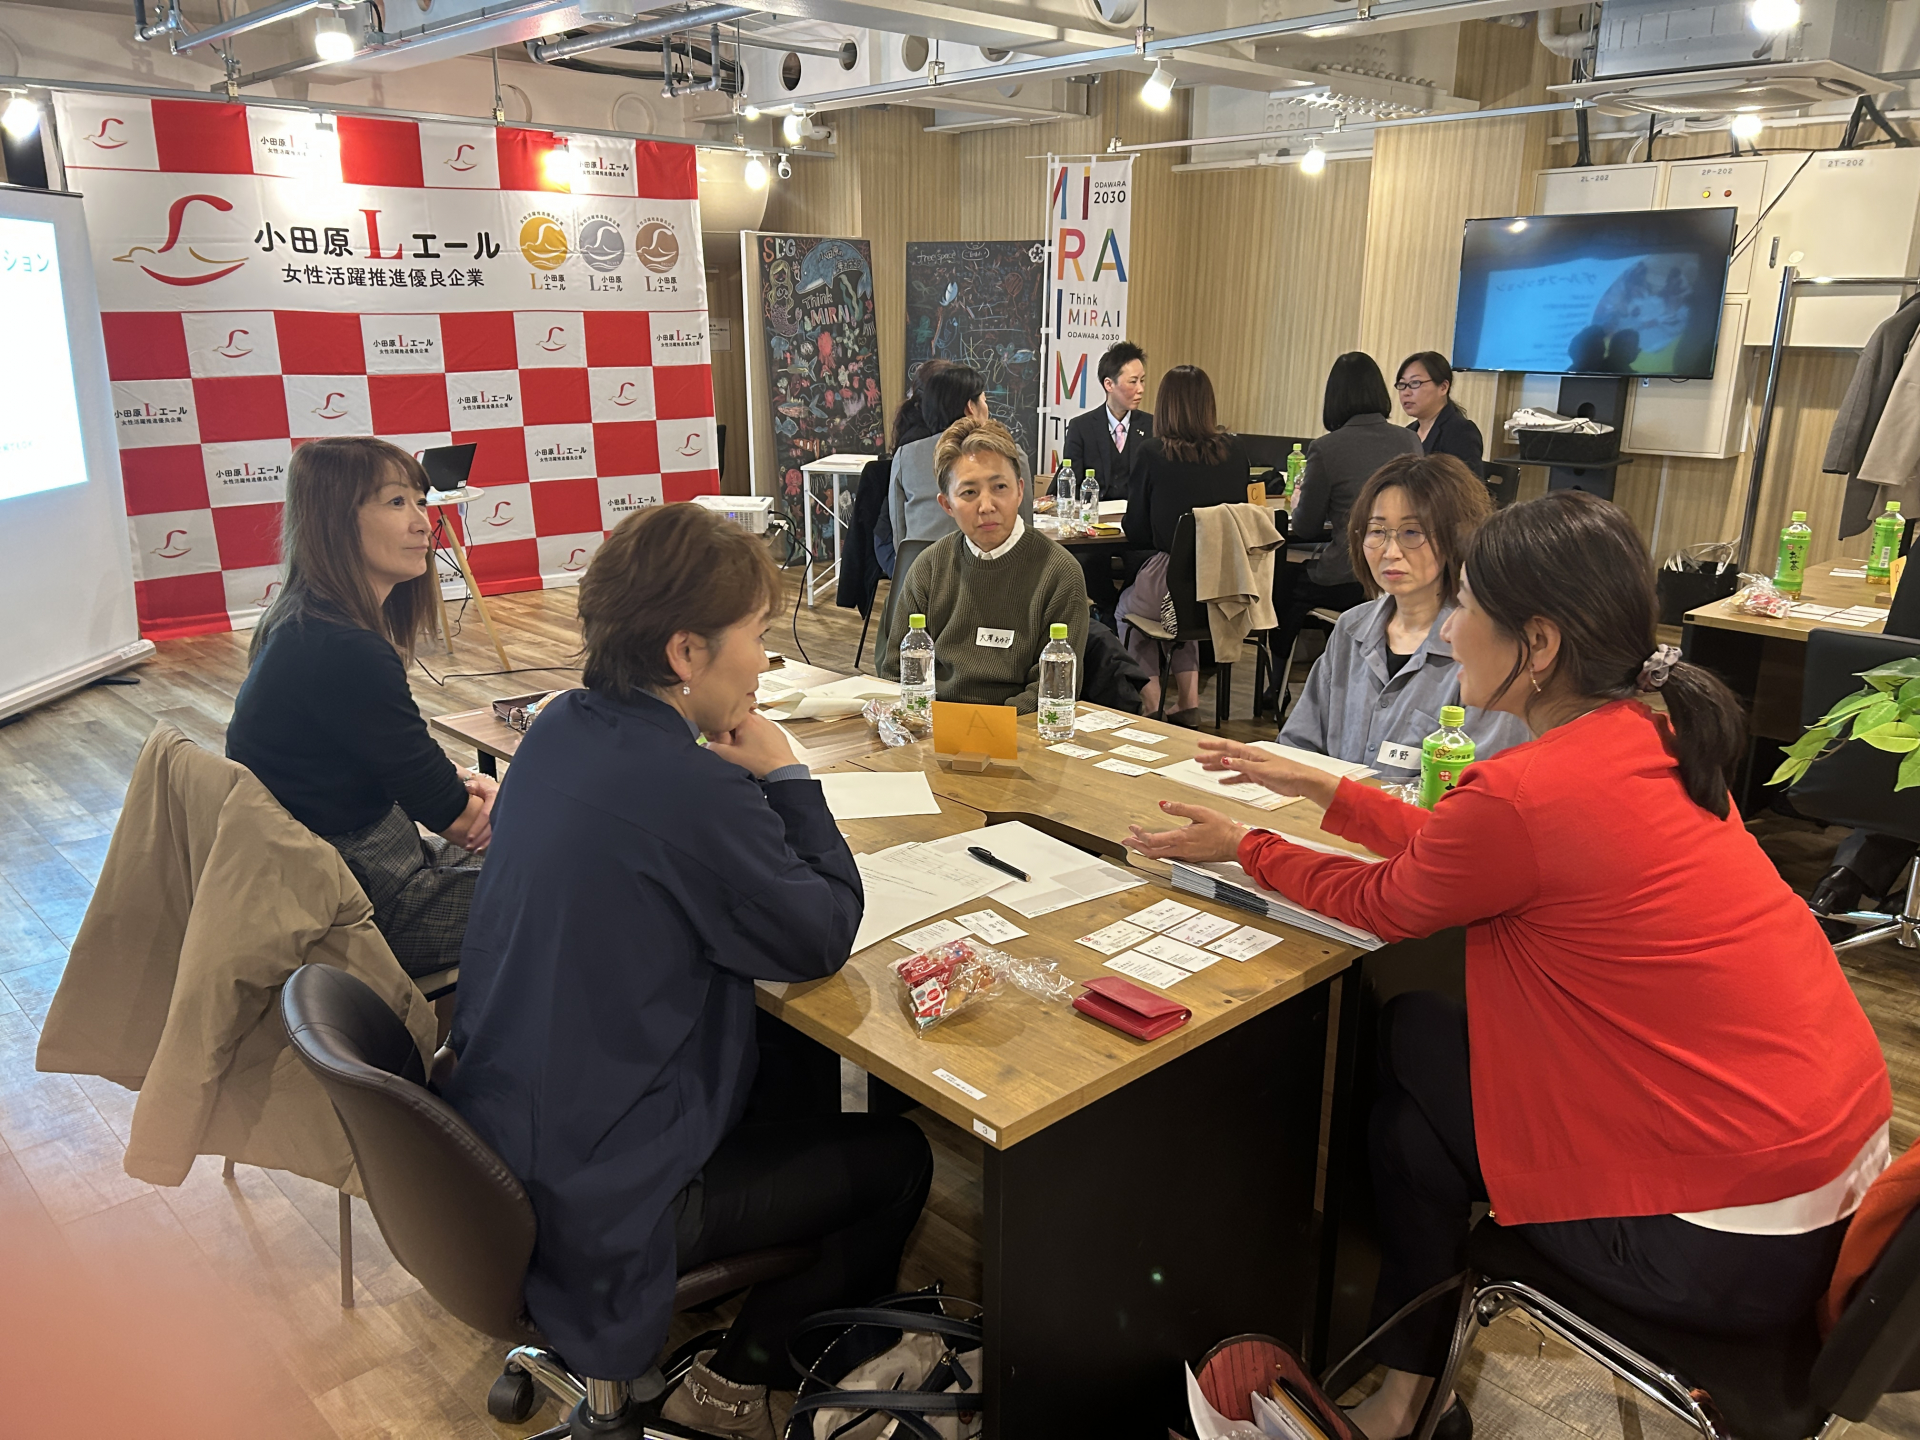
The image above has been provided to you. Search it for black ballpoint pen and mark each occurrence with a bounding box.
[967,846,1030,883]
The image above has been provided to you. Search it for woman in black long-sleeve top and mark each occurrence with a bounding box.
[445,503,931,1437]
[1116,365,1249,721]
[226,437,494,976]
[1397,350,1485,478]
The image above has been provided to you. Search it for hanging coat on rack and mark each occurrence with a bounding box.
[1828,293,1920,537]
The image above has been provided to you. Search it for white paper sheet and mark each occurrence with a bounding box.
[1136,933,1219,973]
[1110,744,1169,762]
[1252,740,1376,780]
[1072,710,1135,732]
[893,918,972,952]
[1155,757,1299,811]
[1095,757,1150,777]
[1047,742,1099,759]
[849,844,1011,953]
[921,822,1146,917]
[1164,912,1239,946]
[955,909,1027,944]
[815,770,941,820]
[1209,925,1284,961]
[1127,899,1201,932]
[1107,951,1190,989]
[1078,920,1153,955]
[1111,727,1165,744]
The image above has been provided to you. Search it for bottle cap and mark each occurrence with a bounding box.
[1890,503,1903,514]
[1049,623,1068,639]
[1791,510,1806,522]
[908,614,926,629]
[1439,705,1466,727]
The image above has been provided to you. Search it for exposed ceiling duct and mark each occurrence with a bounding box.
[527,2,755,64]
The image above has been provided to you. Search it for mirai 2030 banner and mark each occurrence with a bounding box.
[54,92,718,639]
[1039,154,1133,476]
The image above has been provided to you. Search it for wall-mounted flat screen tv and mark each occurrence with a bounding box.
[1452,207,1737,378]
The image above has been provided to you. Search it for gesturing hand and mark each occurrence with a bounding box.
[1122,800,1249,864]
[1195,739,1340,809]
[706,711,802,779]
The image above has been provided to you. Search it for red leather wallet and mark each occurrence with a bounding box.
[1072,976,1191,1040]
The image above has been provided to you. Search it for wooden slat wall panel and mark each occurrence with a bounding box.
[705,249,751,493]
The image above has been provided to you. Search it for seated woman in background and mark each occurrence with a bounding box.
[226,436,494,977]
[1115,364,1250,723]
[872,358,948,583]
[1271,352,1423,687]
[1279,453,1528,783]
[887,361,1034,587]
[1396,351,1484,478]
[446,504,931,1439]
[1127,490,1891,1440]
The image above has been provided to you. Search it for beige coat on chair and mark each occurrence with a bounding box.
[35,723,438,1194]
[1194,502,1284,658]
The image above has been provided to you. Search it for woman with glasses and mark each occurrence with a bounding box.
[1396,351,1485,479]
[1277,453,1528,783]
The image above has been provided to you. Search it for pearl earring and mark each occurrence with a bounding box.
[682,685,691,695]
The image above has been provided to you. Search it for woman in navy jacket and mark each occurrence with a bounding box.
[446,503,931,1437]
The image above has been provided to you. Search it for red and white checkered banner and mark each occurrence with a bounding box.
[54,91,719,639]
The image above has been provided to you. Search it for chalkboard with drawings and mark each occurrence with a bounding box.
[755,234,885,552]
[905,239,1045,464]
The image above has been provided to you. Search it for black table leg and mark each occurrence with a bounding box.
[980,981,1331,1438]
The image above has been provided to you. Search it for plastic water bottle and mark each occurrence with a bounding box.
[1284,443,1306,501]
[1054,457,1077,527]
[1868,501,1903,586]
[1037,623,1078,740]
[899,614,936,731]
[1774,509,1812,598]
[1081,466,1101,532]
[1418,705,1474,810]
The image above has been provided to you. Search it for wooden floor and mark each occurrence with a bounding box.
[0,568,1916,1438]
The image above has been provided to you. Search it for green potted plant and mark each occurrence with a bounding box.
[1770,657,1920,790]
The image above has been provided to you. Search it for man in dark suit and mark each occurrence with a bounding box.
[1063,341,1154,622]
[1063,340,1154,500]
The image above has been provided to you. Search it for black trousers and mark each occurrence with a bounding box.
[1368,992,1848,1375]
[1834,829,1919,899]
[674,1058,934,1389]
[1266,568,1367,704]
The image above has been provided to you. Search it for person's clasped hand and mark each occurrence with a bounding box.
[704,711,802,779]
[1194,738,1341,809]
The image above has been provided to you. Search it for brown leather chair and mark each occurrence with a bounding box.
[280,963,812,1439]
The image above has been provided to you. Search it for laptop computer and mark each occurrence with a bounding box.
[421,442,478,495]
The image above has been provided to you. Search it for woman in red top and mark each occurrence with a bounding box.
[1127,492,1891,1440]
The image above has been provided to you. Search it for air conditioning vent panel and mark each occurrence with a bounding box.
[1550,59,1894,117]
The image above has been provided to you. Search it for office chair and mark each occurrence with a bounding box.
[280,964,813,1439]
[1788,629,1920,951]
[1383,1209,1920,1440]
[1125,510,1241,727]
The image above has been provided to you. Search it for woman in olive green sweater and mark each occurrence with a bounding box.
[880,417,1088,713]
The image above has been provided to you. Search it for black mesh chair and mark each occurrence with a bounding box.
[280,963,812,1440]
[1789,629,1920,951]
[1402,1210,1920,1440]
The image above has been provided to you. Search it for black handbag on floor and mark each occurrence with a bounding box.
[785,1285,984,1440]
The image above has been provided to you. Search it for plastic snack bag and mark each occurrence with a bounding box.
[892,940,1004,1033]
[862,698,914,747]
[1731,572,1794,618]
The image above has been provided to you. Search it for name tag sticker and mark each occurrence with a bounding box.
[976,627,1015,649]
[1377,741,1420,770]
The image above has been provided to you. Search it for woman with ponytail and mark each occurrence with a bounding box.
[1127,491,1891,1440]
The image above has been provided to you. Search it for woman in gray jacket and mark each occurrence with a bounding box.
[1278,452,1529,780]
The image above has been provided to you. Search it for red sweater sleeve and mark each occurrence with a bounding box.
[1236,776,1540,942]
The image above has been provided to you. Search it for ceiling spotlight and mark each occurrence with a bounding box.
[777,152,792,180]
[1140,60,1174,109]
[1731,110,1766,140]
[743,152,768,189]
[1299,138,1326,175]
[313,9,355,62]
[1749,0,1801,33]
[739,100,760,121]
[782,109,807,145]
[1,94,40,140]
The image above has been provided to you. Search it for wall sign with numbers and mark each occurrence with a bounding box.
[53,92,719,640]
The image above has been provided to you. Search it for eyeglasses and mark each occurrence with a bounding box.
[1393,379,1432,393]
[1362,526,1430,551]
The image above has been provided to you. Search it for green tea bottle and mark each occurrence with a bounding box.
[1774,510,1811,598]
[1419,705,1474,810]
[1868,501,1903,585]
[1284,443,1306,501]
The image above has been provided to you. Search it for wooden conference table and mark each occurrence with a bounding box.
[1681,560,1891,803]
[429,681,1400,1435]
